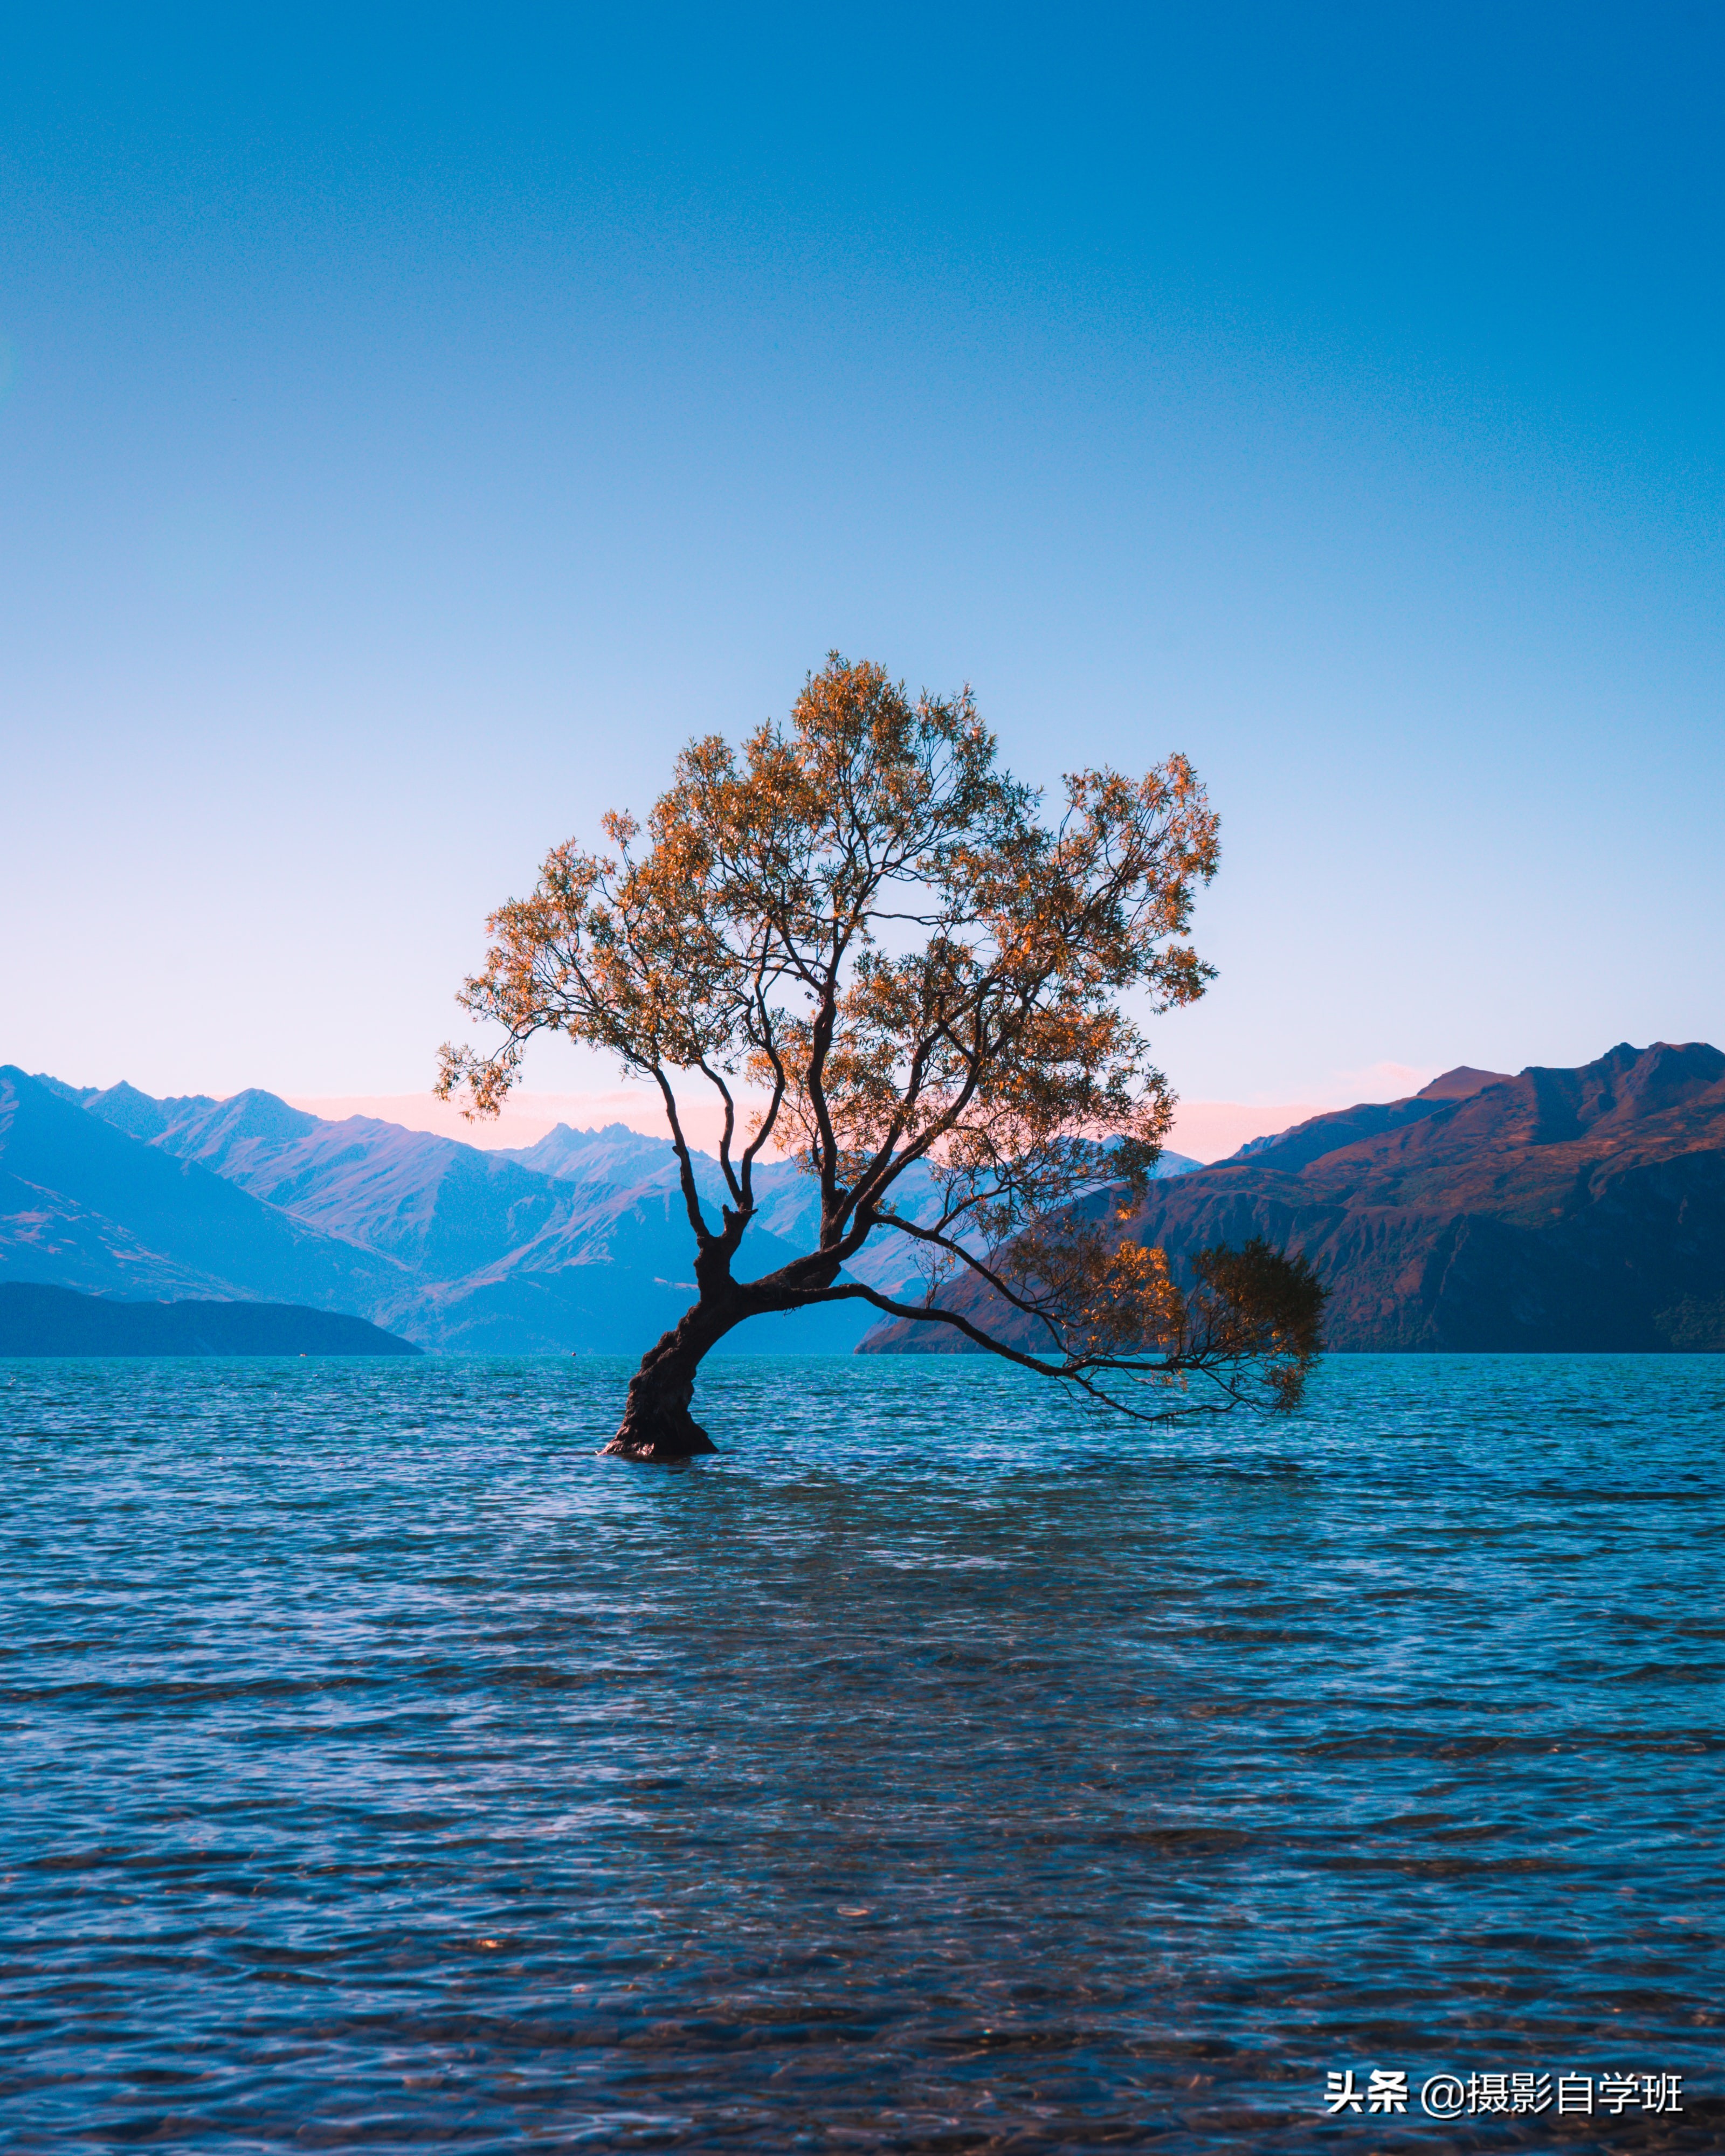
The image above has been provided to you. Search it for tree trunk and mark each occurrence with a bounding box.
[603,1235,847,1461]
[604,1292,739,1461]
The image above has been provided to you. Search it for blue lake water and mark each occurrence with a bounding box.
[1,1353,1720,2153]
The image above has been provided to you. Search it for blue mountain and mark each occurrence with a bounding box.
[0,1281,421,1357]
[1,1068,427,1324]
[6,1067,1203,1355]
[0,1072,857,1351]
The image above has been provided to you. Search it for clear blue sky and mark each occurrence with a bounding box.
[4,3,1721,1112]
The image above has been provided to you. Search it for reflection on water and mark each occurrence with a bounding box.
[0,1354,1720,2151]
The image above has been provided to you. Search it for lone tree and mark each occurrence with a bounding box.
[439,657,1323,1459]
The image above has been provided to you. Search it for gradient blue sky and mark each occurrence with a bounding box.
[4,3,1721,1137]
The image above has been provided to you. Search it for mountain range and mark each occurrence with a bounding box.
[859,1041,1725,1355]
[12,1044,1717,1358]
[0,1063,1198,1355]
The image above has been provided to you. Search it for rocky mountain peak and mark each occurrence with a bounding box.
[1414,1066,1511,1101]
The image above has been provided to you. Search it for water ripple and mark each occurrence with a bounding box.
[0,1353,1720,2151]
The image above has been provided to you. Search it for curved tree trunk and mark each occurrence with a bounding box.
[604,1236,847,1461]
[604,1291,741,1461]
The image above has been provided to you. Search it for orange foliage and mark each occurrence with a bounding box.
[439,656,1321,1421]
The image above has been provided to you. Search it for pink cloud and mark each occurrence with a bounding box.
[285,1086,741,1153]
[1167,1062,1440,1162]
[1165,1101,1330,1162]
[288,1088,1331,1167]
[291,1061,1442,1166]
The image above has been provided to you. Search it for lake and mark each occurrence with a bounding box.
[1,1354,1719,2151]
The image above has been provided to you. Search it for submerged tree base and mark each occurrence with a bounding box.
[603,1351,721,1462]
[601,1415,717,1463]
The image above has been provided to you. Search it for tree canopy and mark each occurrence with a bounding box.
[440,656,1323,1457]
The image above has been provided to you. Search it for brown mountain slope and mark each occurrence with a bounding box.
[859,1042,1725,1355]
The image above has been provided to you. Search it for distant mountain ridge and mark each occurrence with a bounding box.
[1,1069,425,1317]
[3,1069,860,1352]
[0,1282,420,1357]
[1222,1065,1513,1170]
[2,1067,1201,1356]
[860,1042,1725,1355]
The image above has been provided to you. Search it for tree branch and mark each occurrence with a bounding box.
[783,1280,1238,1425]
[695,1058,744,1207]
[653,1069,715,1246]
